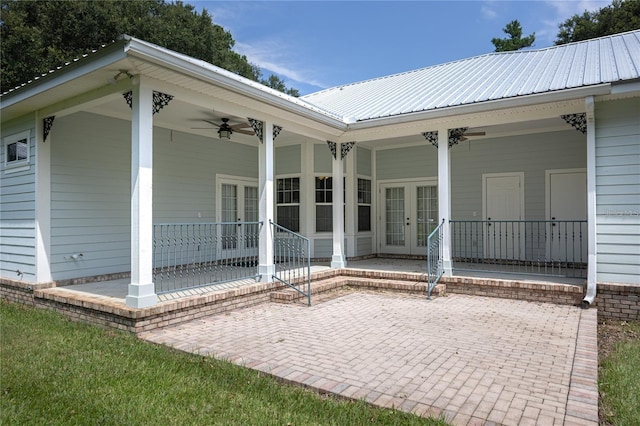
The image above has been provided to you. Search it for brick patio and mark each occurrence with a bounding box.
[139,291,598,426]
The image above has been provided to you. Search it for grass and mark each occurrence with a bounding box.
[599,320,640,426]
[0,300,448,425]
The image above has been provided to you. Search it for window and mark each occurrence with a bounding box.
[3,130,30,171]
[315,177,345,232]
[357,178,371,231]
[276,177,300,232]
[315,176,333,232]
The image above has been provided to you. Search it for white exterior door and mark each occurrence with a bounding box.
[483,173,524,260]
[217,177,258,258]
[379,181,438,255]
[548,169,587,262]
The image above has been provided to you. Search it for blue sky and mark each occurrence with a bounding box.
[187,1,611,95]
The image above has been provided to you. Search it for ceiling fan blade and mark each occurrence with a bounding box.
[235,129,255,135]
[202,119,221,127]
[230,123,251,131]
[464,131,486,136]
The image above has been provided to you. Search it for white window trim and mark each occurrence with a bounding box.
[275,174,301,232]
[3,129,31,173]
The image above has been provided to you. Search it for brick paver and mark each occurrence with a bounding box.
[139,293,597,425]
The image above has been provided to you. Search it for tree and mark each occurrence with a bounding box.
[0,0,298,95]
[261,75,300,97]
[555,0,640,45]
[491,20,536,52]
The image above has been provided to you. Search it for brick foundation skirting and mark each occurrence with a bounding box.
[2,275,638,332]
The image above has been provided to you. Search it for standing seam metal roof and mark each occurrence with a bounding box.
[301,30,640,122]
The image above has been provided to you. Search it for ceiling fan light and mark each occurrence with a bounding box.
[218,128,232,140]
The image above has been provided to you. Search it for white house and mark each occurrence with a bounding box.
[2,31,639,308]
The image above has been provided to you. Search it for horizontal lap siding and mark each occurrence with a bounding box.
[0,118,36,282]
[51,113,130,279]
[595,98,640,285]
[451,130,586,220]
[51,112,258,281]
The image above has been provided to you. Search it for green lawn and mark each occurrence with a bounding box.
[1,300,447,425]
[599,320,640,426]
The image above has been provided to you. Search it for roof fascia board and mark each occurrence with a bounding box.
[124,38,347,131]
[1,41,128,109]
[346,84,612,131]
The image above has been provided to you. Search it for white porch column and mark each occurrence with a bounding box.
[584,97,598,306]
[258,120,275,281]
[35,114,52,283]
[437,127,453,276]
[344,149,357,258]
[126,76,158,308]
[331,146,346,268]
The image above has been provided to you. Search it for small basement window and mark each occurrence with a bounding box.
[3,130,30,172]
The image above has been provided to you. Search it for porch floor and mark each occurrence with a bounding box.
[59,258,585,301]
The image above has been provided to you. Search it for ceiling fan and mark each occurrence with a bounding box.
[192,117,254,140]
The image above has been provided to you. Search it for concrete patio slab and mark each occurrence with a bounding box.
[139,292,597,425]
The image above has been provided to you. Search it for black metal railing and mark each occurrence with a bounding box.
[450,220,587,278]
[153,222,261,294]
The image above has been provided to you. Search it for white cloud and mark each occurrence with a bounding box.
[481,0,499,19]
[234,39,329,90]
[538,0,611,44]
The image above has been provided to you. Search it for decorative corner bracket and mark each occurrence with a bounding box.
[423,131,438,148]
[247,118,282,143]
[123,91,174,115]
[248,118,264,143]
[43,116,55,142]
[327,141,337,159]
[340,142,355,159]
[448,127,468,148]
[561,113,587,134]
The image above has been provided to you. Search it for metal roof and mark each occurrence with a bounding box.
[302,30,640,122]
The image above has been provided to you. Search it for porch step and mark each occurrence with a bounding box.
[269,276,446,305]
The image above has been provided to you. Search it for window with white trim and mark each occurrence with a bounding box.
[276,177,300,232]
[357,178,372,232]
[315,176,345,232]
[3,130,30,172]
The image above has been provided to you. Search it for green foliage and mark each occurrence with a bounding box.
[0,301,448,425]
[0,0,297,96]
[555,0,640,45]
[491,20,535,52]
[599,321,640,425]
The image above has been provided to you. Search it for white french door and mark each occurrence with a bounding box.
[217,177,258,258]
[379,180,438,255]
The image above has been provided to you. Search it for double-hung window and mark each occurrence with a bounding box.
[276,177,300,232]
[315,176,346,232]
[357,178,372,232]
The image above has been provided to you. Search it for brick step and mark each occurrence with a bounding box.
[270,276,446,304]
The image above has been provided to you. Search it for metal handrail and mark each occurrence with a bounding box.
[271,221,311,306]
[426,219,445,299]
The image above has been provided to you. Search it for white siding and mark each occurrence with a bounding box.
[595,97,640,284]
[0,116,36,281]
[50,112,258,281]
